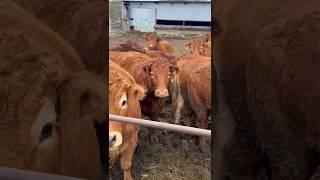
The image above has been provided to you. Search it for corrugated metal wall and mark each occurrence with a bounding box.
[128,2,210,21]
[122,1,211,32]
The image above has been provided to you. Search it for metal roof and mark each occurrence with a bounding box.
[122,0,211,2]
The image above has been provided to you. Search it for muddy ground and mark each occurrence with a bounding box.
[109,1,211,180]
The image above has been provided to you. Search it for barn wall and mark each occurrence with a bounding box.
[122,1,211,32]
[128,2,210,21]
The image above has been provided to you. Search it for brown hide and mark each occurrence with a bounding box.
[110,41,145,53]
[185,36,211,57]
[0,1,106,179]
[172,54,211,150]
[110,41,177,65]
[12,0,107,75]
[109,60,145,180]
[144,32,173,55]
[214,0,320,179]
[112,53,179,120]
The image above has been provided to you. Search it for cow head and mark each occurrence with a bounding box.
[0,49,60,173]
[185,38,205,55]
[144,32,160,50]
[143,58,179,98]
[109,61,146,159]
[0,46,105,179]
[200,41,212,57]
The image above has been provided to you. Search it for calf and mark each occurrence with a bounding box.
[109,60,146,180]
[171,54,211,151]
[144,32,173,55]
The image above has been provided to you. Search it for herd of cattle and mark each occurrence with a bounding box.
[109,32,212,179]
[0,0,107,179]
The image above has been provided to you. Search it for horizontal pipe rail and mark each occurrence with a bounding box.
[109,114,211,138]
[0,167,85,180]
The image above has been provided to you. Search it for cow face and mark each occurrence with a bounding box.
[143,58,179,98]
[0,51,60,173]
[185,39,203,55]
[108,65,145,156]
[200,42,212,57]
[0,50,107,178]
[144,33,160,50]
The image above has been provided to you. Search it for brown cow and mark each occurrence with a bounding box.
[112,54,179,121]
[185,37,211,57]
[109,60,146,180]
[213,0,320,179]
[110,41,177,65]
[171,54,211,151]
[12,0,107,75]
[144,32,173,55]
[110,41,145,54]
[0,1,106,179]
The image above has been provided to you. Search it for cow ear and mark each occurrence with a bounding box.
[57,71,105,174]
[143,63,152,74]
[131,84,146,101]
[58,71,107,125]
[170,65,180,74]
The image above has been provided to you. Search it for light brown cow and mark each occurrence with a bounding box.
[112,53,179,121]
[12,0,107,75]
[171,54,211,151]
[109,60,146,180]
[185,36,211,57]
[144,32,173,55]
[110,41,177,65]
[0,1,106,179]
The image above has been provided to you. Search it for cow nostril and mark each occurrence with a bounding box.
[109,135,117,147]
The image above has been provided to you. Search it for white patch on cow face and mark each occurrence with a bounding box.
[31,97,58,148]
[119,93,128,109]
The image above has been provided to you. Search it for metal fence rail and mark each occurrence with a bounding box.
[109,114,211,138]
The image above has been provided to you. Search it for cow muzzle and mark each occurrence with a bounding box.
[155,89,169,97]
[109,131,123,149]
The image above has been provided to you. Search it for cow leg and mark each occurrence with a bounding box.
[173,91,184,125]
[195,110,209,152]
[216,77,259,180]
[120,132,138,180]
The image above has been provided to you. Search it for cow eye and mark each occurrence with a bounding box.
[39,123,54,143]
[121,99,127,108]
[119,94,128,109]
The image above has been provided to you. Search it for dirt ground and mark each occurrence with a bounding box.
[109,2,211,180]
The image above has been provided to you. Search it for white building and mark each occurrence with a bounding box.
[121,0,211,32]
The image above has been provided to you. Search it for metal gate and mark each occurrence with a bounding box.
[131,8,156,32]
